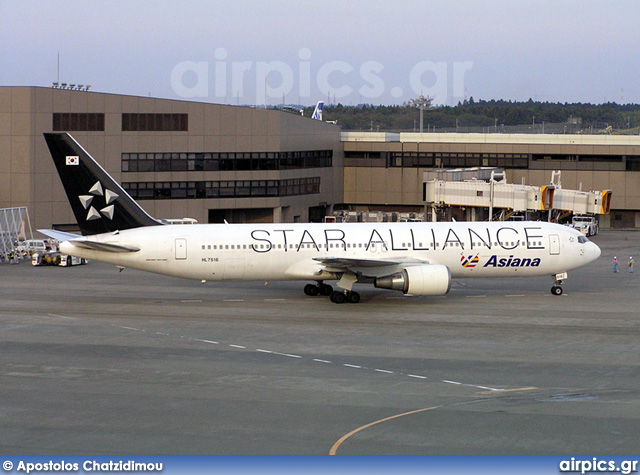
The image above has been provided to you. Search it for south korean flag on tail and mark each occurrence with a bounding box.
[66,155,79,165]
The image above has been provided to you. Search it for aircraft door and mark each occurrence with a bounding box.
[175,238,187,260]
[223,259,246,280]
[549,234,560,255]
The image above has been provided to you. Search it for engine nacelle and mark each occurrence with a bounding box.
[374,265,451,296]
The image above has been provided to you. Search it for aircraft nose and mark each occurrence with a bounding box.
[591,242,601,261]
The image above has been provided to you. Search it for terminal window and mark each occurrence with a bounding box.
[122,113,188,131]
[382,152,529,169]
[122,177,320,200]
[52,113,105,131]
[626,157,640,171]
[121,150,332,172]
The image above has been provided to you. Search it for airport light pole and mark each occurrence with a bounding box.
[410,95,432,133]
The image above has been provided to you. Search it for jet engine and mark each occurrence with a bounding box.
[374,265,451,296]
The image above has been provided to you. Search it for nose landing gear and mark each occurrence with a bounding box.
[551,285,563,296]
[550,272,568,296]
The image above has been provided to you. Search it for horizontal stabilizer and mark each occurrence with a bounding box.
[38,229,81,242]
[67,240,140,253]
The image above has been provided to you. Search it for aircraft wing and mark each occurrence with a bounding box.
[314,257,403,267]
[313,256,431,277]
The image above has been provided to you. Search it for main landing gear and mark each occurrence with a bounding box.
[303,282,361,304]
[329,290,360,304]
[550,272,568,296]
[303,282,333,297]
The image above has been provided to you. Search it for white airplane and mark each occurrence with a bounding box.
[311,101,324,120]
[40,133,601,304]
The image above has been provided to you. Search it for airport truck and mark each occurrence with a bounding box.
[32,252,86,267]
[571,215,599,237]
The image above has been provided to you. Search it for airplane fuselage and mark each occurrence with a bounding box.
[43,132,602,303]
[60,221,600,283]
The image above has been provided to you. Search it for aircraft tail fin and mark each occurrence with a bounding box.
[43,133,162,235]
[311,101,324,120]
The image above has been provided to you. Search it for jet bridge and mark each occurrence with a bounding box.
[546,171,612,216]
[423,168,611,222]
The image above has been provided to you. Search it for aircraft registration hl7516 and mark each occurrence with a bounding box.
[41,133,601,304]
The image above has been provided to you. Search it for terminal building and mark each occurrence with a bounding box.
[0,86,342,231]
[342,132,640,228]
[2,85,640,231]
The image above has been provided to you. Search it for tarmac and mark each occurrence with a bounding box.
[0,229,639,454]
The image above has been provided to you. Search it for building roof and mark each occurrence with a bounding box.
[342,131,640,146]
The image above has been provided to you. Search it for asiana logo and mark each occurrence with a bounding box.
[460,254,479,268]
[78,181,119,221]
[483,255,542,268]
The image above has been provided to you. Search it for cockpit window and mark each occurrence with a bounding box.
[578,236,589,244]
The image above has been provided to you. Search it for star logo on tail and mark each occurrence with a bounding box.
[78,181,119,221]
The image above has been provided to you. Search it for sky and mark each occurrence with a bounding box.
[2,0,639,107]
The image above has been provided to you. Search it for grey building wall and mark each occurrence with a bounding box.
[5,86,640,231]
[0,86,343,230]
[342,133,640,227]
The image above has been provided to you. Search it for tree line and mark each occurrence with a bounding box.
[300,99,640,132]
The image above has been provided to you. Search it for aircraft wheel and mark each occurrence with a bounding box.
[551,285,563,296]
[319,283,333,296]
[304,283,319,296]
[347,291,360,304]
[330,291,346,304]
